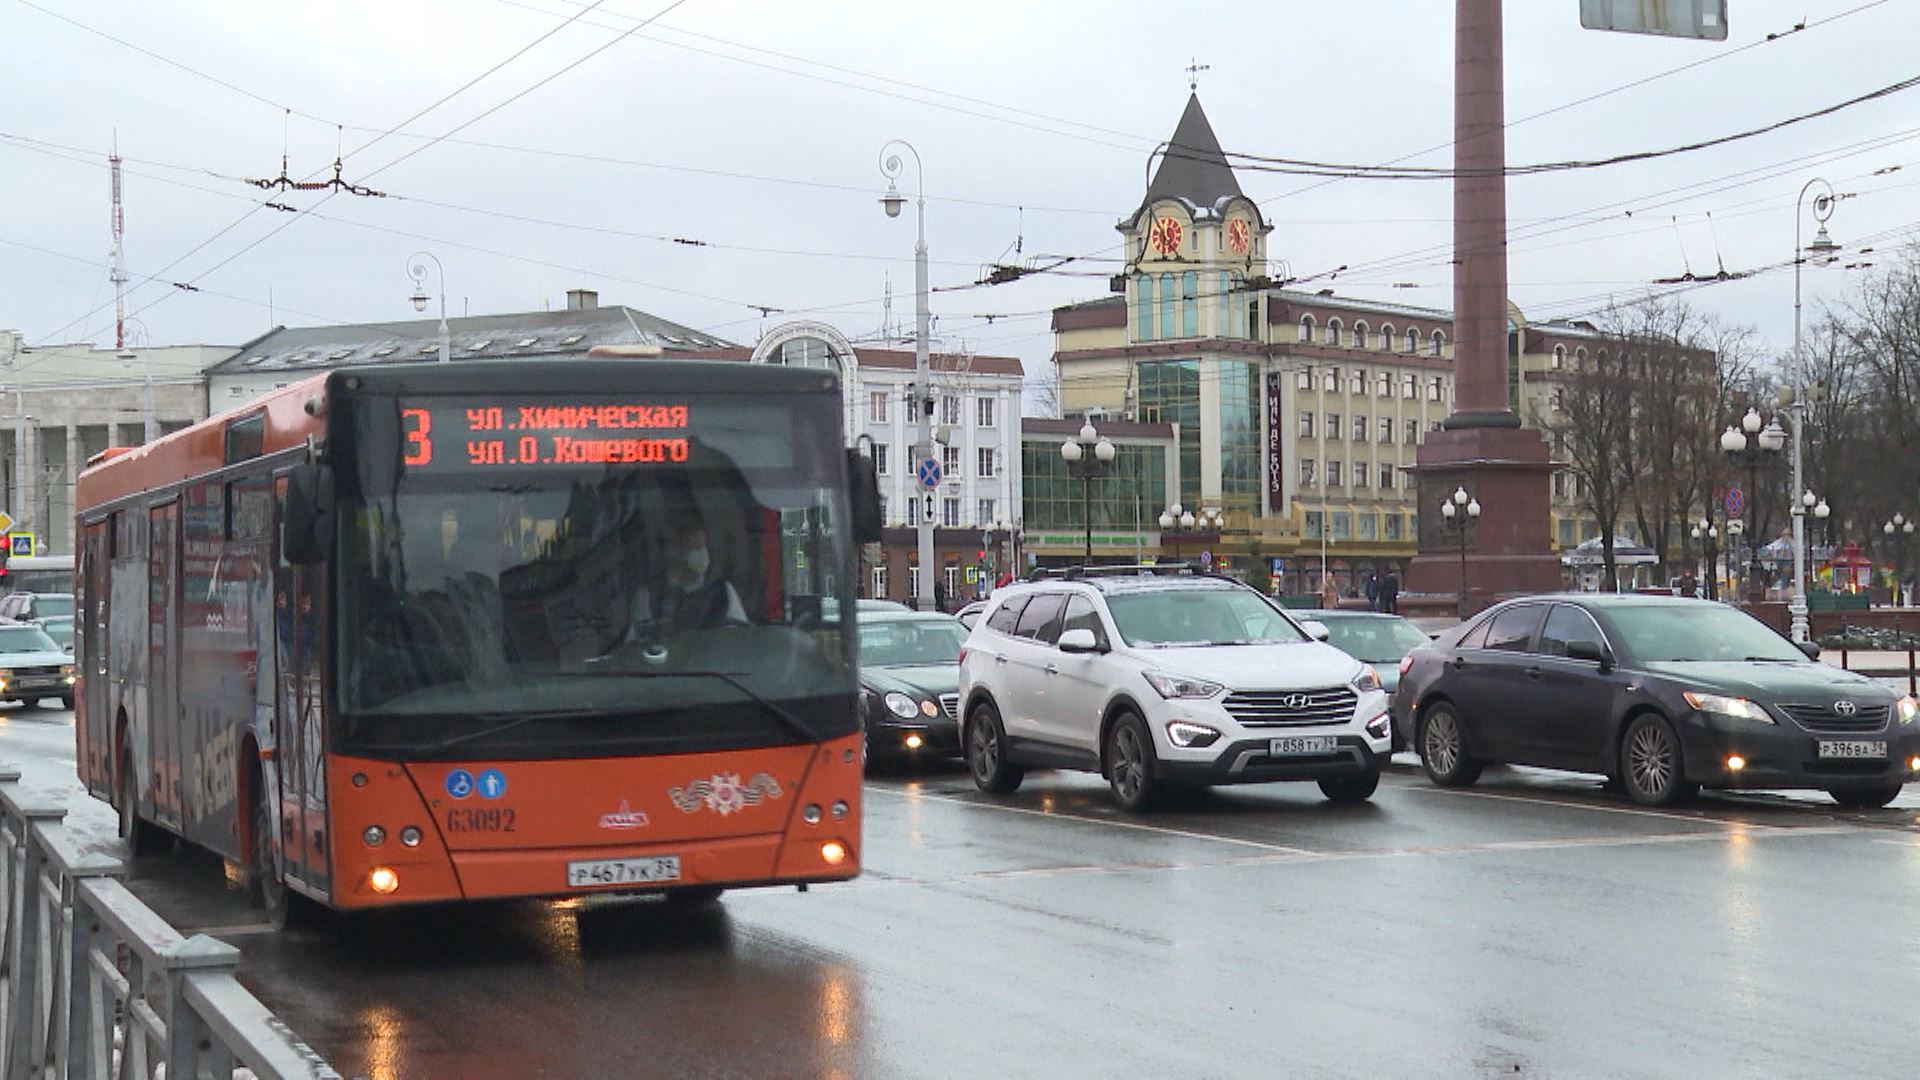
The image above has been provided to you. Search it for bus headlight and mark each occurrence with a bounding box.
[369,867,400,894]
[820,841,848,865]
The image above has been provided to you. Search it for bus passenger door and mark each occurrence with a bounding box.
[148,502,183,832]
[79,522,113,798]
[271,481,325,898]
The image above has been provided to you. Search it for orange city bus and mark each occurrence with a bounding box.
[74,359,878,922]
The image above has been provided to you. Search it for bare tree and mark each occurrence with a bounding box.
[1543,333,1642,592]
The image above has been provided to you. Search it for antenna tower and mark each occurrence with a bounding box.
[110,134,128,350]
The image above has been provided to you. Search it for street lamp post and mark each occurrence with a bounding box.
[879,140,935,610]
[1789,178,1841,640]
[1690,519,1720,601]
[1721,408,1786,602]
[1158,503,1195,562]
[1438,486,1481,618]
[1884,513,1914,605]
[1062,421,1115,567]
[407,251,450,365]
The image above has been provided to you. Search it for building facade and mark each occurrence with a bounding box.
[0,332,225,556]
[686,321,1025,608]
[1049,94,1687,595]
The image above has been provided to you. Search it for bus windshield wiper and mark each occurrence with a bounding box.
[417,708,609,757]
[583,669,821,743]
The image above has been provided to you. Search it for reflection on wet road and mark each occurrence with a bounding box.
[101,749,1920,1079]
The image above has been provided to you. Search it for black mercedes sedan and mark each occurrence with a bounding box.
[857,611,969,767]
[1394,594,1920,808]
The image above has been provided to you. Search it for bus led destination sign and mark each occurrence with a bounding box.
[398,397,693,471]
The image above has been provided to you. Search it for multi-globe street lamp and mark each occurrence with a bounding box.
[1885,513,1915,605]
[1690,519,1721,601]
[1438,486,1480,618]
[1720,407,1786,600]
[1061,421,1115,567]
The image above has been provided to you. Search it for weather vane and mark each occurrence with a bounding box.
[1185,58,1210,92]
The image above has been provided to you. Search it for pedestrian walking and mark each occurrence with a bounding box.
[1364,574,1379,611]
[1379,571,1401,615]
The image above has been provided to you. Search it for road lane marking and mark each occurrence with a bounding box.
[1400,783,1803,829]
[864,785,1315,855]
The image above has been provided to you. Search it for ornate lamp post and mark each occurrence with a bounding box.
[878,140,934,609]
[1720,408,1786,601]
[1438,486,1480,618]
[406,251,450,364]
[1062,421,1115,567]
[1788,177,1840,640]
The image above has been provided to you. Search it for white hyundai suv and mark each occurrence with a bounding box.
[957,568,1392,811]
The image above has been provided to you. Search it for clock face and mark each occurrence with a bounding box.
[1226,217,1251,254]
[1148,216,1184,257]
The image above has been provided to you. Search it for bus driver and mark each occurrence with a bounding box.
[625,518,747,643]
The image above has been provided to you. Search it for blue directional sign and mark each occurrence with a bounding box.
[445,769,475,800]
[917,457,943,489]
[477,768,508,800]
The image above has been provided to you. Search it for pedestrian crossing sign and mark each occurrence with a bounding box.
[8,534,31,557]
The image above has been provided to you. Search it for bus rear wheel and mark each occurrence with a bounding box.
[117,748,167,857]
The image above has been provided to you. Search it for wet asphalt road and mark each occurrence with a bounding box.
[9,706,1920,1079]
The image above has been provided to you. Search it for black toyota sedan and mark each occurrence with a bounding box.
[857,611,968,766]
[1394,594,1920,808]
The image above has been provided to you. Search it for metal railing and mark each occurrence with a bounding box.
[0,771,341,1079]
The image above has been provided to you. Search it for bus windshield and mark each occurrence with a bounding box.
[334,389,858,759]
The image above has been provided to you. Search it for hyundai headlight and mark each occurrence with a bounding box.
[1143,671,1224,699]
[1683,691,1774,724]
[1166,720,1221,748]
[1351,666,1382,694]
[883,691,920,719]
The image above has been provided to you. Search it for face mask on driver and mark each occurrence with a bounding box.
[683,546,711,577]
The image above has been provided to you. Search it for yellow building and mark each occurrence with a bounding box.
[1047,94,1632,593]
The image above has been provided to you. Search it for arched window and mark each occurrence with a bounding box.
[776,336,842,378]
[1552,345,1566,370]
[1326,317,1342,346]
[1158,271,1175,339]
[1430,330,1445,356]
[1134,274,1154,341]
[1574,347,1588,372]
[1354,322,1370,350]
[1230,273,1247,338]
[1404,327,1420,354]
[1299,315,1316,344]
[1380,324,1395,353]
[1180,270,1198,337]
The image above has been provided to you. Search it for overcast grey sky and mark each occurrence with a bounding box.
[4,0,1917,388]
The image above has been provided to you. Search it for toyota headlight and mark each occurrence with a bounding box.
[1683,691,1774,724]
[883,691,920,719]
[1351,666,1382,694]
[1143,671,1224,699]
[1898,696,1919,725]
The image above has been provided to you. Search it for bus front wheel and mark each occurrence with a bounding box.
[117,747,167,857]
[249,783,294,930]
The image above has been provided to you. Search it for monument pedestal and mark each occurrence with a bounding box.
[1405,427,1562,614]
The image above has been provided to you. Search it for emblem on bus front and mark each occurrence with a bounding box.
[669,772,783,816]
[598,801,652,830]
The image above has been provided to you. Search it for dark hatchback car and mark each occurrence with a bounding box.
[857,611,969,766]
[1395,595,1920,808]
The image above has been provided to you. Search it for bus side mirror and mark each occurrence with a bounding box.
[847,449,883,544]
[283,462,335,565]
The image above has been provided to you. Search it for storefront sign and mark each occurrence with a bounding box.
[1266,373,1285,510]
